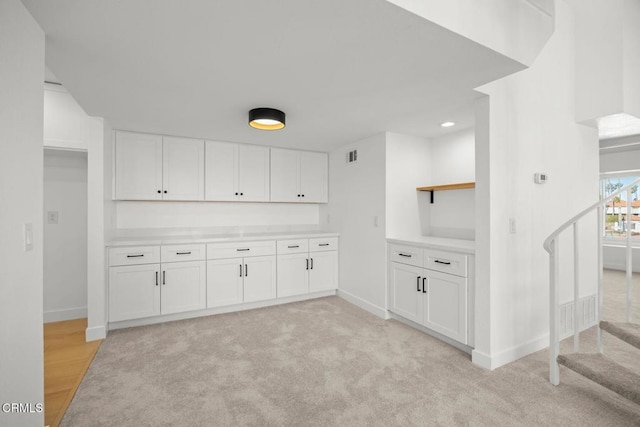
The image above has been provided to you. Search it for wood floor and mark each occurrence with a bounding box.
[44,318,101,427]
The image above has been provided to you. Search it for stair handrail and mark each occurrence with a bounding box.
[543,177,640,253]
[544,176,640,386]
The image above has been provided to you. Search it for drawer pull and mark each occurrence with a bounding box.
[398,253,412,258]
[434,260,451,265]
[126,254,144,258]
[319,243,330,247]
[176,251,192,255]
[422,277,426,293]
[237,248,250,252]
[288,245,299,248]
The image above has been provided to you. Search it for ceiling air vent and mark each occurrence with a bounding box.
[346,149,358,163]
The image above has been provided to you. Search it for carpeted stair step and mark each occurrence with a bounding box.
[557,353,640,405]
[600,321,640,350]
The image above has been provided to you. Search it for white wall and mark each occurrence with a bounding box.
[385,132,431,238]
[386,0,554,67]
[474,0,600,369]
[115,202,319,231]
[44,84,91,150]
[574,0,640,123]
[321,134,387,316]
[600,146,640,174]
[0,1,45,425]
[44,150,88,322]
[428,128,476,239]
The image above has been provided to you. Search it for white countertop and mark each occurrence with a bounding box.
[107,231,340,247]
[387,236,475,254]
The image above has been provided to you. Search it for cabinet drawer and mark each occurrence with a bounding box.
[389,244,423,267]
[424,249,467,277]
[207,240,276,259]
[277,239,309,254]
[109,246,160,266]
[161,244,206,263]
[309,237,338,252]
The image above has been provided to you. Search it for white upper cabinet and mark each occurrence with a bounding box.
[114,131,204,201]
[205,141,269,202]
[238,144,270,201]
[270,148,328,203]
[115,132,163,200]
[162,136,205,201]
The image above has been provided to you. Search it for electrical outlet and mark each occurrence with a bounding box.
[47,211,59,224]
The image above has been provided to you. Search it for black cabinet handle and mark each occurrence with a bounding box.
[239,264,243,277]
[237,248,250,252]
[162,271,166,285]
[302,194,305,197]
[240,193,243,196]
[157,190,161,194]
[164,190,167,194]
[176,251,191,255]
[288,245,299,248]
[417,276,421,292]
[126,254,144,258]
[398,253,412,258]
[434,260,451,265]
[310,258,314,269]
[306,258,309,270]
[319,243,330,247]
[422,277,426,293]
[155,271,158,286]
[297,194,301,197]
[235,192,238,195]
[245,264,248,277]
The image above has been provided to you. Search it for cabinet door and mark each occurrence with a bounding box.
[205,140,238,201]
[162,136,205,201]
[388,262,423,324]
[160,260,206,314]
[309,251,338,292]
[207,258,244,308]
[299,151,328,203]
[270,148,300,202]
[108,264,160,322]
[277,253,309,297]
[243,255,277,303]
[423,270,467,344]
[114,132,163,200]
[238,145,270,202]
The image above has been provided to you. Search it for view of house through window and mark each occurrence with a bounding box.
[601,175,640,239]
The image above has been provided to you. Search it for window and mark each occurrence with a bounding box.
[600,174,640,239]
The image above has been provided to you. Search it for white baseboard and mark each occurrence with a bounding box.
[109,290,337,331]
[472,334,549,371]
[43,307,87,323]
[85,325,107,341]
[337,289,389,319]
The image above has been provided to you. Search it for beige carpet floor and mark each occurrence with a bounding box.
[62,273,640,426]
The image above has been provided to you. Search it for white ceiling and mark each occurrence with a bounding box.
[24,0,523,151]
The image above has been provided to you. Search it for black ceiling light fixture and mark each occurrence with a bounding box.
[249,107,286,130]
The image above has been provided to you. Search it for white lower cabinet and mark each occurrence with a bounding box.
[108,236,338,327]
[276,238,338,298]
[109,264,161,322]
[206,241,277,308]
[388,243,469,345]
[160,260,207,315]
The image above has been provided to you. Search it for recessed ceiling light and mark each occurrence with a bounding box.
[440,121,455,128]
[249,108,286,131]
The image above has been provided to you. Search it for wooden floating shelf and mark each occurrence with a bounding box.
[416,182,475,203]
